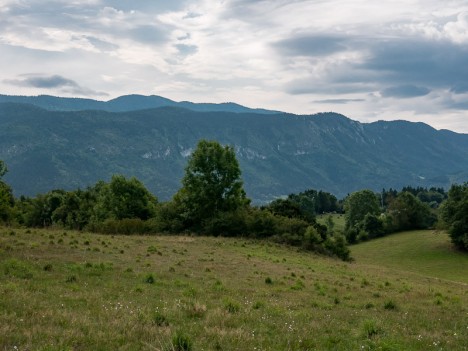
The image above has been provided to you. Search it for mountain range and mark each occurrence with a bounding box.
[0,94,467,203]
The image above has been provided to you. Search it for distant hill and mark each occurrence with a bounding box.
[0,94,279,114]
[0,100,467,202]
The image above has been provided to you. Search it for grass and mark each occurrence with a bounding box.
[0,227,467,350]
[317,213,346,233]
[351,230,468,283]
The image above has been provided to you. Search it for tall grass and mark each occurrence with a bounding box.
[0,227,466,350]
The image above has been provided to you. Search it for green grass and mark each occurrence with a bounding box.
[0,227,467,350]
[351,230,468,284]
[317,213,346,233]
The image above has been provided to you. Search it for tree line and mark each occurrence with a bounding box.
[0,140,466,257]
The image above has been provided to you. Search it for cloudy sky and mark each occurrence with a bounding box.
[1,0,468,132]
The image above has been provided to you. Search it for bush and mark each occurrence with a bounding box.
[153,311,169,326]
[171,331,193,351]
[384,300,397,310]
[202,209,248,236]
[224,299,241,313]
[361,319,382,338]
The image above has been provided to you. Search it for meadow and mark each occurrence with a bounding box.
[0,227,466,350]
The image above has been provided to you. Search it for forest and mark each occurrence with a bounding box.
[0,140,466,260]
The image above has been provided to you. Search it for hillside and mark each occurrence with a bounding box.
[1,102,467,201]
[351,230,468,283]
[0,227,466,350]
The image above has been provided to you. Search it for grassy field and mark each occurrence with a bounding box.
[351,230,468,284]
[0,227,467,350]
[316,214,346,233]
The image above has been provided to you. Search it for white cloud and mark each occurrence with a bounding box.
[0,0,467,132]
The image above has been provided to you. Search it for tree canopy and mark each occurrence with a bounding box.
[0,160,7,178]
[439,183,468,251]
[175,140,249,228]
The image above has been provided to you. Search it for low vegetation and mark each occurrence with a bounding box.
[0,227,466,350]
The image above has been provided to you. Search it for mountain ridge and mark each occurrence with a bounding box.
[0,93,280,114]
[1,100,466,202]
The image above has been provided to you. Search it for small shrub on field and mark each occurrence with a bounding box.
[291,279,305,290]
[171,331,193,351]
[66,275,77,283]
[224,299,241,313]
[265,277,273,284]
[252,301,264,309]
[145,274,155,284]
[147,245,158,254]
[153,311,169,326]
[213,280,225,292]
[384,300,397,310]
[361,319,383,338]
[43,263,53,271]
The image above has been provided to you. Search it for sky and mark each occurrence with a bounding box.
[1,0,468,133]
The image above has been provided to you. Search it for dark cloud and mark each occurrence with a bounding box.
[380,85,430,98]
[358,39,468,91]
[274,35,347,57]
[4,74,107,96]
[6,75,79,89]
[314,98,365,104]
[286,80,375,95]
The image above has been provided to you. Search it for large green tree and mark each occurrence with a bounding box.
[95,175,158,221]
[175,140,249,228]
[0,160,14,223]
[439,183,468,251]
[388,191,435,231]
[344,189,380,242]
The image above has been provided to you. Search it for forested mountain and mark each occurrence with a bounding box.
[1,101,467,202]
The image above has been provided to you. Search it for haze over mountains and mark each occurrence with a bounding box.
[1,94,467,202]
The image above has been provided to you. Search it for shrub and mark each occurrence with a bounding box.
[384,300,397,310]
[153,311,169,326]
[171,331,193,351]
[145,274,155,284]
[224,299,241,313]
[361,319,382,338]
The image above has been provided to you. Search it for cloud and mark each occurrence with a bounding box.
[82,35,119,52]
[380,85,430,98]
[357,39,468,91]
[274,35,347,57]
[4,74,108,96]
[128,25,169,45]
[1,0,468,132]
[175,44,198,56]
[314,98,365,104]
